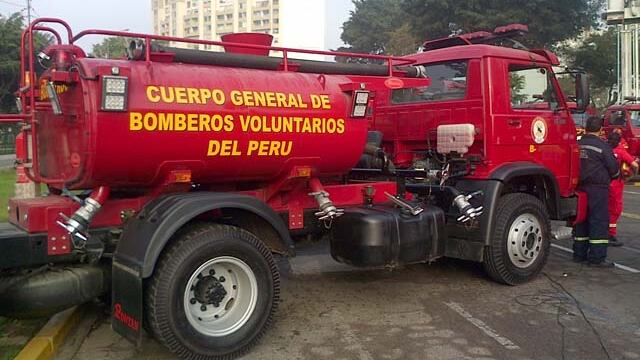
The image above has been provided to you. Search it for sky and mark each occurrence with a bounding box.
[0,0,153,51]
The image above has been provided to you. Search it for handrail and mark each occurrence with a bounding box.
[72,28,416,70]
[19,18,74,183]
[0,114,29,123]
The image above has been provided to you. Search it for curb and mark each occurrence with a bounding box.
[14,306,84,360]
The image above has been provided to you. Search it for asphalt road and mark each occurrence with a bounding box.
[70,186,640,360]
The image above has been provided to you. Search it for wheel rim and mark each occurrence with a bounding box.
[184,256,258,337]
[507,213,544,268]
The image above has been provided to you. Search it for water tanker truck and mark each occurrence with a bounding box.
[0,20,589,359]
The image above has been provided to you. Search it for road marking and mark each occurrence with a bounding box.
[551,244,640,273]
[621,245,640,254]
[624,190,640,195]
[621,212,640,220]
[443,301,520,350]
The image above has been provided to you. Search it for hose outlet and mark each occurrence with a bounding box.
[308,178,344,225]
[453,192,483,223]
[57,187,110,248]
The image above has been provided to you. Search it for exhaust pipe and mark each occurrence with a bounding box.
[0,265,110,318]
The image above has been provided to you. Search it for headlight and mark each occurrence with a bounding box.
[101,75,128,111]
[351,90,370,118]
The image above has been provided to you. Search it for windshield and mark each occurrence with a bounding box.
[630,110,640,128]
[572,112,588,128]
[391,60,468,103]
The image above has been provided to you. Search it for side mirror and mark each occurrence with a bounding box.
[607,90,619,107]
[574,72,589,113]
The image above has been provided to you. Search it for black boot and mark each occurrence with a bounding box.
[609,236,624,247]
[588,260,616,268]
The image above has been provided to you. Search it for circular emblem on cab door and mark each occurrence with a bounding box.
[532,117,547,144]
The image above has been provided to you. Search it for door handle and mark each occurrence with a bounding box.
[508,119,521,127]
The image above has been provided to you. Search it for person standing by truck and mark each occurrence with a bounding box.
[574,116,620,267]
[607,131,639,247]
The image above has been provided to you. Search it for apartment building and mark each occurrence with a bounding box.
[152,0,352,58]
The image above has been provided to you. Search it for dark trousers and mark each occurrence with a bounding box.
[574,184,610,263]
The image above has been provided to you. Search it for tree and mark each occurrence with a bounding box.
[340,0,419,56]
[403,0,604,49]
[560,28,616,108]
[341,0,605,55]
[90,36,130,59]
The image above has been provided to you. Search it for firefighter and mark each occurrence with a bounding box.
[573,116,620,267]
[607,132,639,246]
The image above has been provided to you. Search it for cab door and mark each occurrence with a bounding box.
[492,61,572,191]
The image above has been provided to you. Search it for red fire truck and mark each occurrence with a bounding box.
[603,99,640,156]
[0,20,588,359]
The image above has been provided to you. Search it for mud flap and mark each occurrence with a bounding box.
[111,260,143,346]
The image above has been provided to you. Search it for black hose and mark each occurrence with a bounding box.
[129,42,422,78]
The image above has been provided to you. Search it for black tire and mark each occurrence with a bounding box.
[483,193,551,285]
[146,223,279,360]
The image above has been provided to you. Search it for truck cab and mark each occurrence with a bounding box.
[604,103,640,156]
[359,26,588,263]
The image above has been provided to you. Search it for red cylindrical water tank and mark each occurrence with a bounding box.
[35,58,368,190]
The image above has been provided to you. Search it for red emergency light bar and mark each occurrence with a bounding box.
[421,23,529,52]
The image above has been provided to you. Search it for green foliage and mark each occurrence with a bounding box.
[560,28,616,108]
[403,0,604,48]
[90,36,129,59]
[0,170,15,222]
[509,72,527,104]
[0,14,22,114]
[341,0,605,55]
[341,0,418,55]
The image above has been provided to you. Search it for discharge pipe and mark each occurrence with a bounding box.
[308,178,344,222]
[57,186,110,247]
[405,184,483,223]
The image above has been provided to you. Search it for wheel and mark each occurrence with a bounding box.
[146,224,279,360]
[483,193,550,285]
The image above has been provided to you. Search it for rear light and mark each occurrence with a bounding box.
[46,82,63,115]
[351,90,370,118]
[101,75,128,111]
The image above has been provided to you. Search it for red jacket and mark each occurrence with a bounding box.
[613,143,636,179]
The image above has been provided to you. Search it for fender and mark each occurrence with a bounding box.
[450,162,560,255]
[111,192,293,345]
[489,162,561,220]
[480,162,560,245]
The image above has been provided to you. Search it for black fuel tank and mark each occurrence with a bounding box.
[330,204,445,267]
